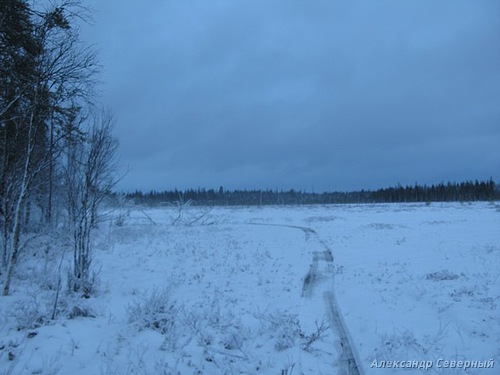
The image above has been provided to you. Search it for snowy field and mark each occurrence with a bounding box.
[1,202,499,374]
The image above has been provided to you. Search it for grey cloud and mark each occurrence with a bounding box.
[80,0,500,192]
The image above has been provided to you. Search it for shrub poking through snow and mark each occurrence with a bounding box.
[426,270,460,281]
[373,328,427,360]
[281,358,296,375]
[256,310,303,351]
[68,305,96,319]
[10,298,47,330]
[127,288,177,335]
[182,298,249,355]
[258,313,330,352]
[301,318,330,351]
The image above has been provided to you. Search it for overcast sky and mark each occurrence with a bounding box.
[79,0,500,192]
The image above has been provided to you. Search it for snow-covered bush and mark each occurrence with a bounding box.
[14,290,97,329]
[280,358,296,375]
[66,266,101,299]
[301,318,330,352]
[256,310,303,351]
[113,207,131,227]
[171,200,216,226]
[426,270,460,281]
[372,328,427,361]
[450,286,475,300]
[182,297,248,352]
[127,288,178,335]
[9,296,47,330]
[68,305,96,319]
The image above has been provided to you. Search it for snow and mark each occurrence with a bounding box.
[1,202,499,374]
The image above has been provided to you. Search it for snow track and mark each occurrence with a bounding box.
[249,222,364,375]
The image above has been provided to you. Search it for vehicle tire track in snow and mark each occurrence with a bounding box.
[248,222,363,375]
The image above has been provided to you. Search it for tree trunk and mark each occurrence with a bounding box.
[46,121,54,225]
[3,186,26,295]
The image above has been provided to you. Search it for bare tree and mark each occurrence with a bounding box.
[34,1,98,226]
[1,1,99,295]
[2,90,52,295]
[65,110,117,296]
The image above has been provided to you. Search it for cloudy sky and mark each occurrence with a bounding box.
[79,0,500,192]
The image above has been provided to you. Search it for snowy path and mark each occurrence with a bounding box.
[249,222,364,375]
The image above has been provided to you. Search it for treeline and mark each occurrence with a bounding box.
[370,179,497,203]
[1,1,117,296]
[125,179,499,206]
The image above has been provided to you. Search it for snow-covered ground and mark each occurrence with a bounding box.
[1,202,499,374]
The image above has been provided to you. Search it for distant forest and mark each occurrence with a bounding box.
[124,179,499,206]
